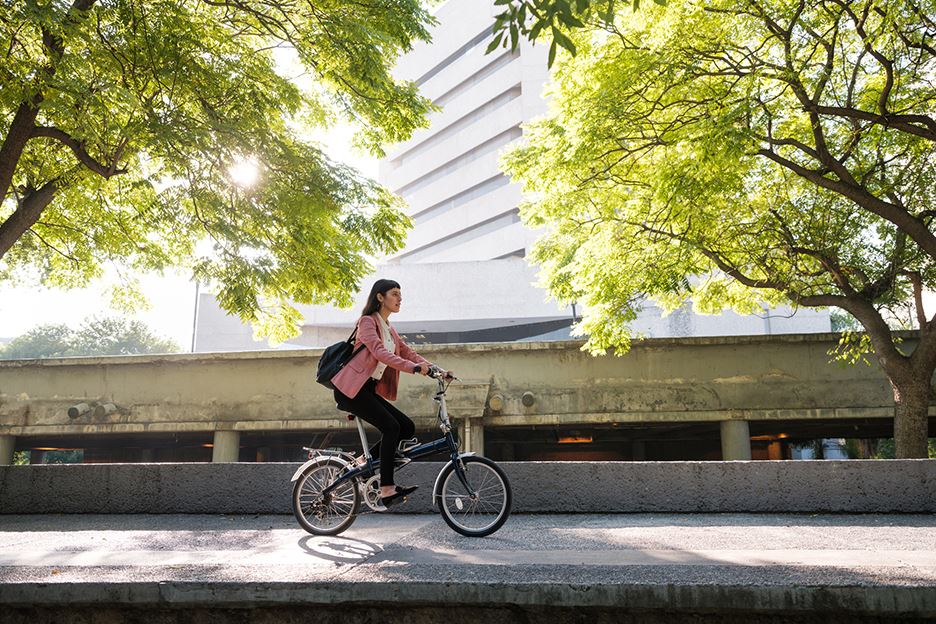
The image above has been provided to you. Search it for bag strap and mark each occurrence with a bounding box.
[346,326,366,359]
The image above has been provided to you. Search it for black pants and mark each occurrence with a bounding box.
[335,379,415,486]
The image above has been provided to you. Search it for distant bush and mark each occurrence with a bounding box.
[0,316,179,359]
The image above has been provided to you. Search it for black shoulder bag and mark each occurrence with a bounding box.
[316,327,366,389]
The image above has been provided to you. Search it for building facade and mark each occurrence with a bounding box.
[193,0,830,352]
[378,0,549,263]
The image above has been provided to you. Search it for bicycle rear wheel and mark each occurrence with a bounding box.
[292,459,360,536]
[437,456,511,537]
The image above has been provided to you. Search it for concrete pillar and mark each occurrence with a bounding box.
[457,419,468,453]
[469,418,484,457]
[720,420,752,460]
[458,418,485,456]
[0,435,15,465]
[212,430,240,463]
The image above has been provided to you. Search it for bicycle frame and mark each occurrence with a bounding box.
[319,373,474,497]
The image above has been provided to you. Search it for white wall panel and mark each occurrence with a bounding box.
[389,99,524,192]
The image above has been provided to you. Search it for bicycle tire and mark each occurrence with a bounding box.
[292,458,360,536]
[436,456,511,537]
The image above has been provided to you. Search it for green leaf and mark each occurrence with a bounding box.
[510,22,519,50]
[552,27,577,55]
[486,31,505,54]
[530,19,547,41]
[548,38,557,66]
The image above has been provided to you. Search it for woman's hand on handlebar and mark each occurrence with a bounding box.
[414,364,456,380]
[431,365,456,380]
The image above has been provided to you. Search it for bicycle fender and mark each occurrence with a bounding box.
[431,452,476,509]
[290,456,347,482]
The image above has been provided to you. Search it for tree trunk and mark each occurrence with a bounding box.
[0,180,59,258]
[891,377,931,458]
[0,99,41,205]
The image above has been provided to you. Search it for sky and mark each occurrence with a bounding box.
[0,126,377,349]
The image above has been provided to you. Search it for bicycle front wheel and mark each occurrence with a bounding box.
[292,459,360,536]
[437,456,511,537]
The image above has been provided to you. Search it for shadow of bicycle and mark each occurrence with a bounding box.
[296,534,383,563]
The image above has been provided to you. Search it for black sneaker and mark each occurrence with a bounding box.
[381,484,418,507]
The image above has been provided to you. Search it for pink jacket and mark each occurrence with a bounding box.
[331,313,430,401]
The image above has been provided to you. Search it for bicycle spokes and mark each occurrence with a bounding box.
[438,456,511,537]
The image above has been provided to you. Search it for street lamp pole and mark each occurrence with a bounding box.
[191,280,200,352]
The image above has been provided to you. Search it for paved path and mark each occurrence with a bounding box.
[1,513,935,618]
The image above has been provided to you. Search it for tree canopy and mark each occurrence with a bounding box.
[0,0,435,341]
[502,0,936,456]
[0,315,179,358]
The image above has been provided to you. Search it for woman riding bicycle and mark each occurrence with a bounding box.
[331,279,453,507]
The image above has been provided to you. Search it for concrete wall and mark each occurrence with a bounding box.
[0,333,919,442]
[1,460,933,513]
[0,333,911,447]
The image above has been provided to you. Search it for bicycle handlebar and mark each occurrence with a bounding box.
[414,364,457,381]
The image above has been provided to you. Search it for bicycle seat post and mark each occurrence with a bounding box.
[348,413,371,463]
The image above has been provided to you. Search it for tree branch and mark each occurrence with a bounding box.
[812,105,936,142]
[31,127,127,178]
[757,148,936,260]
[901,270,927,332]
[26,226,80,268]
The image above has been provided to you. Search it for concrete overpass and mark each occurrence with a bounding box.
[1,332,932,464]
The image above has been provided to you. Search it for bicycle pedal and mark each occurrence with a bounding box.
[397,437,419,452]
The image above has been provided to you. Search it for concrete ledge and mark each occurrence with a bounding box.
[1,581,934,618]
[1,460,933,514]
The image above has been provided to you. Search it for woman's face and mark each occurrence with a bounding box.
[378,287,402,314]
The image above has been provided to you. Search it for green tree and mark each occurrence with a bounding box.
[488,0,657,66]
[0,1,434,342]
[0,322,73,358]
[501,0,936,457]
[0,315,179,358]
[69,315,179,355]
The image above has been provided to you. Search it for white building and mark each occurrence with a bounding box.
[379,0,549,263]
[193,0,830,352]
